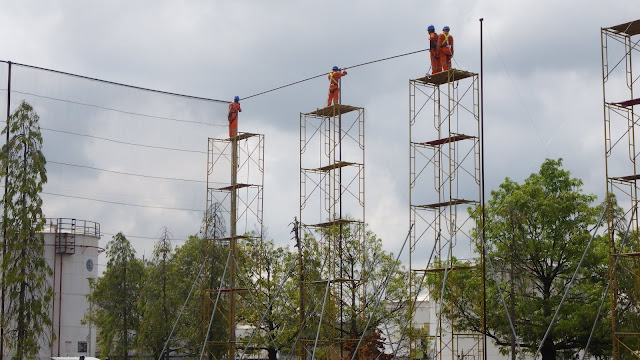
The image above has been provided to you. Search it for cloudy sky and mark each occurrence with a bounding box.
[0,1,637,270]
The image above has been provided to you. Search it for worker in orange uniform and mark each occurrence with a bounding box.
[228,96,241,138]
[437,26,454,71]
[327,66,347,107]
[428,25,442,74]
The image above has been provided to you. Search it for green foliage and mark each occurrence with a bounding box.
[298,223,407,359]
[136,228,178,359]
[434,159,609,360]
[0,101,52,359]
[87,233,144,359]
[236,236,299,360]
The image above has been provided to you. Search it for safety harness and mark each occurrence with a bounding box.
[228,102,238,121]
[329,71,339,85]
[440,33,451,47]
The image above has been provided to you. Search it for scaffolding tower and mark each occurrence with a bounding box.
[204,132,265,359]
[601,19,640,360]
[299,103,365,360]
[409,69,482,360]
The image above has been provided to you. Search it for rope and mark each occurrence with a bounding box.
[485,253,525,360]
[312,278,332,360]
[534,207,607,359]
[0,60,227,103]
[238,246,300,358]
[580,206,636,360]
[199,249,232,360]
[242,48,428,100]
[348,224,413,360]
[157,259,206,360]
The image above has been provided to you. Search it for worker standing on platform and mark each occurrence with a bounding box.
[428,25,442,74]
[327,66,347,107]
[228,96,241,138]
[437,26,454,71]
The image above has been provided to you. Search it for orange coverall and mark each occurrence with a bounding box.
[228,100,242,137]
[429,32,442,74]
[327,70,347,106]
[437,32,454,71]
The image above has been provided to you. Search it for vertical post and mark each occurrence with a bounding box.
[1,61,12,360]
[229,135,237,360]
[338,80,344,360]
[87,277,94,356]
[294,218,304,359]
[479,17,488,360]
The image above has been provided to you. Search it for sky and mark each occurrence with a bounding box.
[0,0,637,272]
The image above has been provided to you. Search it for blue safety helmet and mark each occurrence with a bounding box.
[332,66,339,71]
[428,25,435,31]
[234,96,240,101]
[443,26,450,31]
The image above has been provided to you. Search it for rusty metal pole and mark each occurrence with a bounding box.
[229,135,238,360]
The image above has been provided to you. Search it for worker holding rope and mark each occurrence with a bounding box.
[427,25,442,74]
[228,95,241,137]
[327,66,347,107]
[437,26,454,71]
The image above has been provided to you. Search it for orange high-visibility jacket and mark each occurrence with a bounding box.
[429,32,439,54]
[228,101,242,121]
[437,33,454,56]
[328,70,347,86]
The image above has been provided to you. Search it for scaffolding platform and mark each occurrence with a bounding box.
[610,174,640,182]
[305,161,359,172]
[607,19,640,36]
[612,98,640,108]
[413,265,477,273]
[305,103,361,117]
[305,218,360,228]
[413,69,476,86]
[227,132,260,141]
[416,134,476,147]
[414,199,477,209]
[216,183,255,191]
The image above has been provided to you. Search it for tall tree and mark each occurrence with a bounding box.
[87,233,144,359]
[0,101,52,359]
[431,159,609,360]
[236,236,300,360]
[239,224,405,360]
[136,227,177,359]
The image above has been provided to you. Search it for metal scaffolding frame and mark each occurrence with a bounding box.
[601,19,640,360]
[203,132,265,359]
[299,103,366,360]
[409,69,482,360]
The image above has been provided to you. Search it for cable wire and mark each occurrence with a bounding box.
[580,206,636,360]
[534,208,607,359]
[242,48,428,100]
[41,191,203,212]
[158,259,206,360]
[42,127,208,153]
[48,160,206,184]
[11,90,225,127]
[0,60,227,103]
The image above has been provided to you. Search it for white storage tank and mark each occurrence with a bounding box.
[41,218,102,359]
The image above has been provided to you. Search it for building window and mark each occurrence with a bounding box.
[78,341,87,353]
